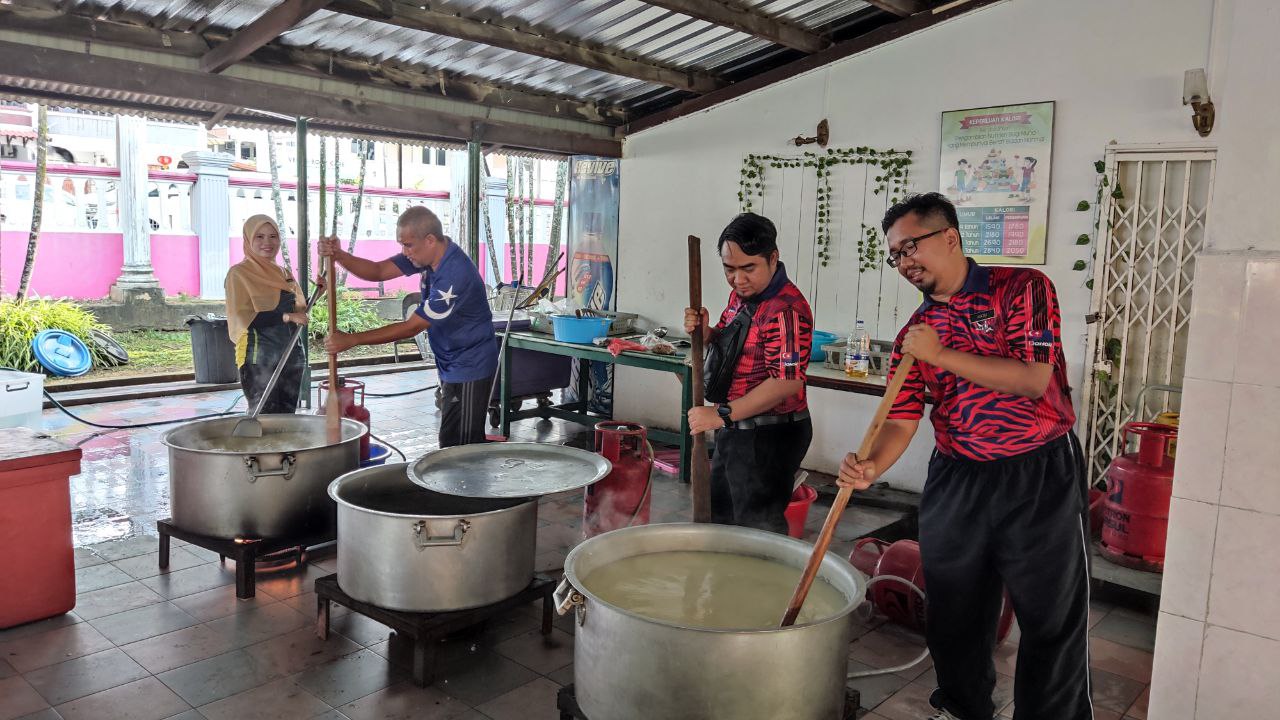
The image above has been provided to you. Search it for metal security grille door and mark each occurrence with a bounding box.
[1081,145,1216,483]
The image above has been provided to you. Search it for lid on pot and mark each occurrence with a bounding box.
[407,442,611,499]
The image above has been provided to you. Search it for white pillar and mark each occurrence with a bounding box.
[110,115,160,298]
[183,150,234,300]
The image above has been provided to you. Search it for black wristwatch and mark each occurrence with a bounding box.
[716,403,733,428]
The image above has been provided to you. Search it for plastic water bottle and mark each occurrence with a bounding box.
[845,321,871,379]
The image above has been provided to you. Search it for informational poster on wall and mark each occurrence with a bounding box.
[567,156,620,415]
[939,101,1054,265]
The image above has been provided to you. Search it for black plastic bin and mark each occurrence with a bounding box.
[186,315,240,384]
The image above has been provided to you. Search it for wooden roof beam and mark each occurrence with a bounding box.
[864,0,930,17]
[327,0,725,94]
[0,3,629,125]
[640,0,829,54]
[201,0,335,73]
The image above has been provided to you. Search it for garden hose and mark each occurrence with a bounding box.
[846,575,931,679]
[2,366,246,433]
[362,383,439,398]
[7,359,434,442]
[368,431,407,461]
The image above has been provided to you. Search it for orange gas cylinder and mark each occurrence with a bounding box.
[1100,422,1178,572]
[317,379,371,460]
[850,538,1017,646]
[584,422,653,538]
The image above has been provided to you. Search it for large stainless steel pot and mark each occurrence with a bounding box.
[556,523,864,720]
[162,415,364,539]
[329,462,537,612]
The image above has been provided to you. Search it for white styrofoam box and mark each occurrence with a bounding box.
[0,370,44,431]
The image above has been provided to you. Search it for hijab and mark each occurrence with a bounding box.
[224,214,304,343]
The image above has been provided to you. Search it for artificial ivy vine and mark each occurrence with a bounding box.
[737,147,913,271]
[1076,157,1125,402]
[1075,157,1124,288]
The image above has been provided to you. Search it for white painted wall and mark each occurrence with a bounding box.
[1203,0,1280,254]
[1148,1,1280,718]
[615,0,1213,490]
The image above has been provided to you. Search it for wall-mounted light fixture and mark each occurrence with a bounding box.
[1183,68,1215,137]
[793,119,829,148]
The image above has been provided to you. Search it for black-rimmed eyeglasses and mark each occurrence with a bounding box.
[886,228,947,268]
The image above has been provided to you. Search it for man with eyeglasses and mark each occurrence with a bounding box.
[838,193,1090,720]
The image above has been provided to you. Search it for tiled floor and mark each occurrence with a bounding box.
[1,368,1156,719]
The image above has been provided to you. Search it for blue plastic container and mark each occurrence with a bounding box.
[360,444,391,467]
[811,331,839,361]
[31,330,93,377]
[551,315,612,344]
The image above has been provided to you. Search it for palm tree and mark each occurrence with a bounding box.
[543,160,568,280]
[267,132,294,277]
[16,104,48,301]
[339,139,369,286]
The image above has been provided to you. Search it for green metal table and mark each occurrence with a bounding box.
[499,331,693,482]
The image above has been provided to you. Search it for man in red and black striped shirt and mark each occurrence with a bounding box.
[685,213,814,533]
[839,194,1092,720]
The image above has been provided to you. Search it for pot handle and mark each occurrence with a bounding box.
[412,519,470,549]
[243,454,295,483]
[553,577,587,626]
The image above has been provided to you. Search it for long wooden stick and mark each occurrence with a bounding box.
[687,235,712,523]
[324,252,342,443]
[781,354,917,626]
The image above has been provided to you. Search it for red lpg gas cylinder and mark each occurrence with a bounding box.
[1100,422,1178,572]
[317,379,371,460]
[850,538,1017,646]
[584,422,653,538]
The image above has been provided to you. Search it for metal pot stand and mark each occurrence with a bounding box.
[313,573,557,687]
[308,443,609,687]
[155,518,334,599]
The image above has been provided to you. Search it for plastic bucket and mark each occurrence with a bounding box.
[551,315,612,344]
[783,484,817,538]
[360,444,391,467]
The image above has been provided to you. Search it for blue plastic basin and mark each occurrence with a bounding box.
[360,444,391,467]
[551,315,612,344]
[811,331,839,361]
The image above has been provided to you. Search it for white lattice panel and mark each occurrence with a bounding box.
[1081,146,1215,483]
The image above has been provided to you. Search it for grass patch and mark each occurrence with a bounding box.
[117,330,193,371]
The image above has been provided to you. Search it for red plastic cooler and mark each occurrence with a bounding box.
[0,428,82,628]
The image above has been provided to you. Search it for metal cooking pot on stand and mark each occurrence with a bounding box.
[328,442,611,613]
[162,415,365,540]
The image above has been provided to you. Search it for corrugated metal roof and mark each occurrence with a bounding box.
[59,0,872,107]
[0,81,471,149]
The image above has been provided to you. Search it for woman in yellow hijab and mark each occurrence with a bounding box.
[224,215,308,413]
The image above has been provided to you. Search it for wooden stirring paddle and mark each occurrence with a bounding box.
[780,353,916,627]
[324,253,342,444]
[687,235,712,523]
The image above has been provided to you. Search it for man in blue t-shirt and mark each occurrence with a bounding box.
[319,206,497,446]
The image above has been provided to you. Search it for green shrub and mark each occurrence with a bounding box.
[0,298,112,373]
[308,288,383,340]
